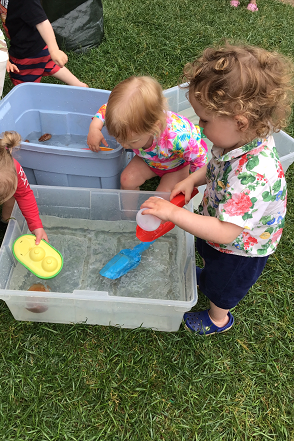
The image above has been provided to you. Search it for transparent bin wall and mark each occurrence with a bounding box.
[0,187,197,332]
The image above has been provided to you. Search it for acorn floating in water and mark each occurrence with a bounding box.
[26,283,50,313]
[38,133,52,142]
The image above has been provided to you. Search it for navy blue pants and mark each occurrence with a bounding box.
[196,238,269,309]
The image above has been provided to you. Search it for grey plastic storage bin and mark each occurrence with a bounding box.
[0,187,197,332]
[0,83,128,189]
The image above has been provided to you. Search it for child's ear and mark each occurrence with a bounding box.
[235,115,249,132]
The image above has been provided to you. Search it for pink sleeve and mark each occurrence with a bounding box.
[183,138,209,173]
[13,159,43,231]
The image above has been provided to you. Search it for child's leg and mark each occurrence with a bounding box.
[120,155,157,190]
[208,301,230,328]
[8,47,88,87]
[156,165,190,193]
[184,238,269,334]
[52,67,88,87]
[1,196,15,221]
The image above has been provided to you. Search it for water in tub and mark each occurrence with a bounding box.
[25,132,98,149]
[8,216,189,309]
[24,130,117,150]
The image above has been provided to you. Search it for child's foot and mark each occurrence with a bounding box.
[230,0,240,6]
[183,309,234,335]
[247,2,258,11]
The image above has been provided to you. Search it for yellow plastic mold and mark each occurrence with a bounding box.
[13,234,63,279]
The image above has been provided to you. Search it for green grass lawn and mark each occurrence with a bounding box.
[1,0,294,439]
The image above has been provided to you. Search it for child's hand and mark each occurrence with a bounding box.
[170,178,196,205]
[50,49,68,68]
[6,60,19,73]
[32,228,49,245]
[140,197,177,223]
[87,129,108,152]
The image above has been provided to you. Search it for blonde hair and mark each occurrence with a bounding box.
[105,76,167,143]
[0,131,22,205]
[182,43,294,137]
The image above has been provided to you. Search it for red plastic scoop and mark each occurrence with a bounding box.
[136,188,198,242]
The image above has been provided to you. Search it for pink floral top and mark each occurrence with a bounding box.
[94,104,208,172]
[198,136,287,257]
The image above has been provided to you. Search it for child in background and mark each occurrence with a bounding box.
[87,76,208,193]
[0,131,48,245]
[230,1,258,11]
[0,0,88,87]
[140,43,293,335]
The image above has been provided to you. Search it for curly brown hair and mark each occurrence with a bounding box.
[182,43,294,138]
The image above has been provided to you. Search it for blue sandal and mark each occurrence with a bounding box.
[183,309,234,335]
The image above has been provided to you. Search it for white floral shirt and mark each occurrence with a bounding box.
[198,136,287,257]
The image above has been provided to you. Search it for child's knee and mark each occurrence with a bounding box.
[120,168,142,189]
[120,169,130,187]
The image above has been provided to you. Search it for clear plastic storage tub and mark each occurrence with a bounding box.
[0,187,197,332]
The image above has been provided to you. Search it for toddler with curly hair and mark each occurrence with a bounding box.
[140,43,294,335]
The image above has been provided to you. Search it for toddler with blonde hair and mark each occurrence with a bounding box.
[140,43,293,335]
[87,76,208,193]
[0,131,48,244]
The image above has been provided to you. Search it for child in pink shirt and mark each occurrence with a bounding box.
[87,76,208,193]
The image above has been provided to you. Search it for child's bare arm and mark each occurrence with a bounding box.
[170,165,207,204]
[87,117,108,152]
[140,197,243,244]
[36,20,68,67]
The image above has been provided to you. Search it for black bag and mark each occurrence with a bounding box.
[42,0,104,53]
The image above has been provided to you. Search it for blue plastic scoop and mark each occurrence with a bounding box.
[99,241,155,280]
